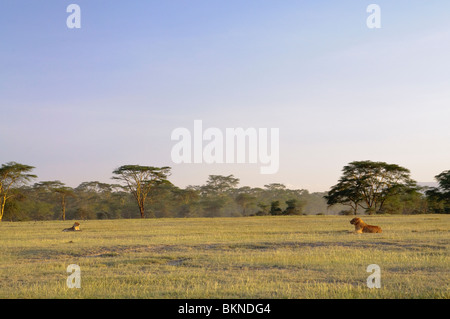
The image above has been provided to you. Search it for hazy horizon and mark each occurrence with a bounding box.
[1,1,449,192]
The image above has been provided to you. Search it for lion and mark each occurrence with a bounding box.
[350,218,382,233]
[63,222,81,232]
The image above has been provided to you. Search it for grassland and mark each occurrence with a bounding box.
[0,214,448,299]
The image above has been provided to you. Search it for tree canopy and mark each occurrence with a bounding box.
[0,162,37,221]
[426,170,450,213]
[112,165,172,218]
[325,161,418,215]
[34,181,75,220]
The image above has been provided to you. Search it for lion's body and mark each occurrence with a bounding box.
[63,222,81,232]
[350,218,382,233]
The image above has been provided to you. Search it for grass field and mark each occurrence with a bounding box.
[0,214,448,299]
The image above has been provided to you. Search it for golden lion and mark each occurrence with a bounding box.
[63,222,81,232]
[350,218,382,233]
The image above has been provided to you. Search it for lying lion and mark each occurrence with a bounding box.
[350,218,382,233]
[63,222,81,232]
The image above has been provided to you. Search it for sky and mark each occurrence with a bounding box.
[1,0,449,192]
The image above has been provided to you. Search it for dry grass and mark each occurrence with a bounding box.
[0,214,448,298]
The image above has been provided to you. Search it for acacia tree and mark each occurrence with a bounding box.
[0,162,37,221]
[200,175,239,196]
[324,179,362,215]
[426,170,450,213]
[325,161,417,215]
[55,186,75,221]
[34,181,75,220]
[112,165,171,218]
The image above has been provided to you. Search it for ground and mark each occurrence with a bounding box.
[0,214,448,298]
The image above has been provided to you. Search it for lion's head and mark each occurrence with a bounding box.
[350,217,362,225]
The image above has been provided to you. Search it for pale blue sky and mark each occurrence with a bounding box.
[1,1,449,191]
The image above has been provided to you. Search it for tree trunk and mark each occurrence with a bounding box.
[139,200,145,218]
[61,195,66,221]
[0,195,6,222]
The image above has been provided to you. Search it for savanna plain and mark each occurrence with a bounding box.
[0,215,448,299]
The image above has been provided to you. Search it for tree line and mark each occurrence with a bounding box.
[325,161,449,215]
[0,161,448,221]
